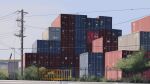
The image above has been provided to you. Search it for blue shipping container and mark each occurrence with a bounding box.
[80,52,103,77]
[32,40,61,54]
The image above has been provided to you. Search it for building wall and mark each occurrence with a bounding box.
[132,16,150,33]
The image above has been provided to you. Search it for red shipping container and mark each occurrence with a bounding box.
[87,31,99,44]
[92,38,103,53]
[132,16,150,33]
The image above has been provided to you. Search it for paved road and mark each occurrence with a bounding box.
[0,80,139,84]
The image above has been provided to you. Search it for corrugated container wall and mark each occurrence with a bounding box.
[75,15,87,55]
[32,40,61,54]
[132,16,150,33]
[92,38,103,53]
[42,27,61,41]
[79,52,89,78]
[24,53,61,68]
[80,52,103,78]
[105,51,134,80]
[99,16,112,29]
[118,31,150,51]
[89,29,122,52]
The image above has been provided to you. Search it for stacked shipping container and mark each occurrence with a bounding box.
[42,27,61,41]
[132,16,150,33]
[32,40,61,54]
[105,51,150,80]
[105,51,134,80]
[90,29,122,53]
[75,15,87,55]
[24,53,61,68]
[80,52,103,77]
[118,31,150,51]
[24,14,116,78]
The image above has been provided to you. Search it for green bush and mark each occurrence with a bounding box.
[0,71,8,80]
[23,66,39,80]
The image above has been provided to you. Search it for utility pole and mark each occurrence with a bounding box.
[16,9,28,77]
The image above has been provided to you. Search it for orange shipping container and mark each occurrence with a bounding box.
[132,16,150,33]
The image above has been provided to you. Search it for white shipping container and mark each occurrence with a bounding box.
[80,52,89,78]
[118,32,140,51]
[118,31,150,51]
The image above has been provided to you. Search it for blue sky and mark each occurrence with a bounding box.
[0,0,150,59]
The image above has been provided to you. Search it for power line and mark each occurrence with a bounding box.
[0,11,17,20]
[25,25,47,30]
[0,30,19,36]
[26,7,150,17]
[82,8,150,14]
[26,13,57,17]
[113,14,150,26]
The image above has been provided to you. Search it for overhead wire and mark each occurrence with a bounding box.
[81,8,150,14]
[0,11,17,20]
[26,7,150,17]
[113,14,150,26]
[25,25,48,30]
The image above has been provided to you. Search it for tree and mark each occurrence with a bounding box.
[23,66,39,80]
[116,50,150,75]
